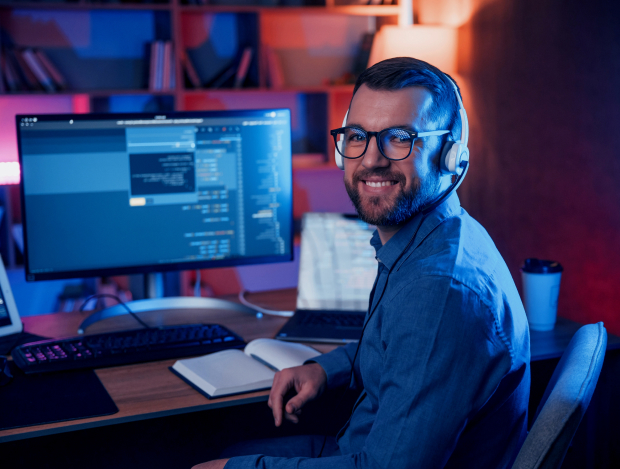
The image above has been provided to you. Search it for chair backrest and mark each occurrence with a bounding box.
[511,322,607,469]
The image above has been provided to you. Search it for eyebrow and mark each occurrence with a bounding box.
[345,123,418,132]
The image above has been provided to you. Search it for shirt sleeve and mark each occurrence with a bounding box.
[224,275,513,469]
[309,341,361,390]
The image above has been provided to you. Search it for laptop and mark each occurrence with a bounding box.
[275,213,377,343]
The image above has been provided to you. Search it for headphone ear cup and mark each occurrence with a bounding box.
[335,140,345,170]
[441,142,468,175]
[335,110,349,171]
[440,142,457,175]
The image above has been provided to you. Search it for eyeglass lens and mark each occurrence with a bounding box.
[340,128,413,160]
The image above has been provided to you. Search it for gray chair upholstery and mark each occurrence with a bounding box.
[512,322,607,469]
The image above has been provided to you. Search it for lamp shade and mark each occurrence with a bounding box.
[368,25,458,74]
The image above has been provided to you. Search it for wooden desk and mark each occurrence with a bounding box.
[2,290,619,468]
[0,289,337,444]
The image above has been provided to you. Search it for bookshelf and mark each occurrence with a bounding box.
[0,0,405,155]
[0,0,404,272]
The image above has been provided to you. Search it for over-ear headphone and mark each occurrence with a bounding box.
[334,78,469,176]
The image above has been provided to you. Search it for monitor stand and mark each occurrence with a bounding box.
[77,273,256,334]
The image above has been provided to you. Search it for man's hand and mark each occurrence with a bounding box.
[192,458,228,469]
[268,363,327,427]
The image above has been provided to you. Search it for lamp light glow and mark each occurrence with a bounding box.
[368,25,458,74]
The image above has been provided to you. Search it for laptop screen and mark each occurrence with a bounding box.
[297,213,377,312]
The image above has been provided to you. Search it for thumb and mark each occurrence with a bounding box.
[285,387,315,414]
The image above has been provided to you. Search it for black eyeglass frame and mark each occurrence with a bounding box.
[330,126,450,161]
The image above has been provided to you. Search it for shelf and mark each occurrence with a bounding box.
[181,85,354,95]
[1,89,176,97]
[0,1,171,11]
[0,2,400,16]
[180,5,401,16]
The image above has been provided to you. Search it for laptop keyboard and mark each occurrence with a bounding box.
[298,312,365,328]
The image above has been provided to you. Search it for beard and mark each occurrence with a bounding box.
[344,166,442,226]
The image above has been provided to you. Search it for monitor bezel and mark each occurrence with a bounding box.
[16,109,294,282]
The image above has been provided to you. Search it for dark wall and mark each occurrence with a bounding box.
[456,0,620,335]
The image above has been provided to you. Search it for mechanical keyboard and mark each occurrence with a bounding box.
[12,324,245,374]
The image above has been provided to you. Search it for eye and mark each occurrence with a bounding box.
[344,128,367,144]
[385,128,413,145]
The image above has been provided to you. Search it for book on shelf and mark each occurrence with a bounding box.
[1,51,21,92]
[263,45,285,90]
[181,48,201,89]
[34,49,68,90]
[169,44,176,90]
[149,41,175,92]
[170,338,321,399]
[149,41,164,91]
[207,46,255,89]
[148,42,158,91]
[21,49,55,92]
[0,47,66,93]
[162,41,172,90]
[11,49,42,91]
[155,41,164,91]
[234,47,253,89]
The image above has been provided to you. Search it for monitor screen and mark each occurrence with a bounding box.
[17,109,293,281]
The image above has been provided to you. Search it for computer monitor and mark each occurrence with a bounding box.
[16,110,293,290]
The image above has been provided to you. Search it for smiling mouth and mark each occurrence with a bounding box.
[363,180,398,187]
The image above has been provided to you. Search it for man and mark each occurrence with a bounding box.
[196,57,529,469]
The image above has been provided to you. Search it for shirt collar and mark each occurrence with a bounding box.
[371,193,462,271]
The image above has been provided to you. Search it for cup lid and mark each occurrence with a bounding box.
[521,258,563,274]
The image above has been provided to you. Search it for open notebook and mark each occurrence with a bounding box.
[276,213,377,343]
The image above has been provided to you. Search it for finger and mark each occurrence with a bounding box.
[284,386,317,415]
[284,412,299,424]
[269,372,292,427]
[283,407,302,424]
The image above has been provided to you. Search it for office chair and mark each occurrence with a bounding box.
[511,322,607,469]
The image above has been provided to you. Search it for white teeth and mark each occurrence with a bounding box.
[365,181,394,187]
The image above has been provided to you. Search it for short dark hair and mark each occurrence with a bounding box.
[353,57,462,141]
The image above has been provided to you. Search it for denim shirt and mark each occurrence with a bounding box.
[227,195,530,469]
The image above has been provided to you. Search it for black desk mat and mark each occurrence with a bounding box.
[0,361,118,431]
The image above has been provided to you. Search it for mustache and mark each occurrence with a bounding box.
[352,167,407,185]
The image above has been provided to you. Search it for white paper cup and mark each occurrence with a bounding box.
[521,259,563,331]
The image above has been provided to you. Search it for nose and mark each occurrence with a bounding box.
[361,135,390,170]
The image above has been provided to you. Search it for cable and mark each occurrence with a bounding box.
[79,293,152,330]
[238,290,294,318]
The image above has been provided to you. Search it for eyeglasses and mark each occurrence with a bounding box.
[330,126,450,161]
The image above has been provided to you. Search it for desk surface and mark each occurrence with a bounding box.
[2,288,619,443]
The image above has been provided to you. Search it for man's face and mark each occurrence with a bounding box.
[343,85,445,226]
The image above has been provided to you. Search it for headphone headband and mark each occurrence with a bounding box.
[441,75,468,148]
